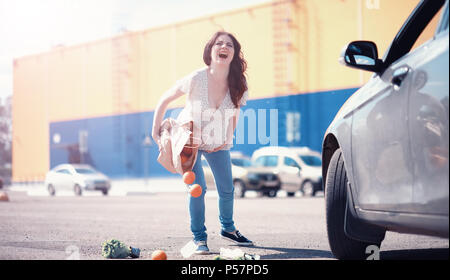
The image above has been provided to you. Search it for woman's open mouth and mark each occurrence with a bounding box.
[218,53,228,59]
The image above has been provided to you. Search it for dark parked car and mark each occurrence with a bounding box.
[202,153,281,198]
[322,0,449,259]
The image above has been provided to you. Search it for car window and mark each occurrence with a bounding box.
[411,4,445,52]
[254,156,278,167]
[75,168,96,174]
[383,0,446,67]
[299,155,322,167]
[436,1,449,34]
[253,157,265,167]
[284,157,301,169]
[231,158,252,167]
[56,169,71,174]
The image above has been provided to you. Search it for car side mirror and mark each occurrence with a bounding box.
[339,41,384,73]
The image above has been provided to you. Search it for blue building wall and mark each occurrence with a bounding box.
[49,88,356,178]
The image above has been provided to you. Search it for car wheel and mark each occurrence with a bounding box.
[48,184,55,196]
[74,184,82,196]
[233,180,246,198]
[326,148,376,260]
[301,181,315,197]
[267,189,278,198]
[102,189,109,196]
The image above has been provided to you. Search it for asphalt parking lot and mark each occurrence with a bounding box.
[0,187,448,260]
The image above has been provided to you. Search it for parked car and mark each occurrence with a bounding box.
[251,146,323,197]
[202,153,281,198]
[45,164,111,196]
[322,0,449,259]
[229,151,253,168]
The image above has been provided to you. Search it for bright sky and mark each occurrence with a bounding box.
[0,0,268,102]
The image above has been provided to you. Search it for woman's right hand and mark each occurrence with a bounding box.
[152,83,186,150]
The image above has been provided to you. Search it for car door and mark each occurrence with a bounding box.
[52,169,65,189]
[351,0,447,212]
[58,168,73,190]
[50,169,63,189]
[280,156,302,190]
[406,3,449,214]
[352,64,414,212]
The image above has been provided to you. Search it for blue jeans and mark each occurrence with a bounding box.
[189,150,236,241]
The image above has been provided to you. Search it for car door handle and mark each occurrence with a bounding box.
[391,66,410,89]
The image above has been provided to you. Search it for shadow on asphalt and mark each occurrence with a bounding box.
[249,246,334,259]
[380,248,449,260]
[240,246,449,260]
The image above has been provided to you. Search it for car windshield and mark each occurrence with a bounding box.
[75,168,97,174]
[298,155,322,167]
[231,158,252,167]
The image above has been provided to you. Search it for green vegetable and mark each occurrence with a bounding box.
[101,239,131,259]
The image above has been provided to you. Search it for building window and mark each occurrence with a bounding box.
[286,112,301,143]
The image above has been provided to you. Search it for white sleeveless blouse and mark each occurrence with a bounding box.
[174,67,248,151]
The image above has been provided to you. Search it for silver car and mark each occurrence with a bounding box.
[45,164,111,196]
[323,0,449,259]
[252,146,322,197]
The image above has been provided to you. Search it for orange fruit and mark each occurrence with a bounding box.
[151,250,167,260]
[180,153,189,164]
[189,184,202,198]
[182,146,193,155]
[183,171,196,185]
[0,192,9,202]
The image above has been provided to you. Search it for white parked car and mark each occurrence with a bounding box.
[45,164,111,196]
[251,146,322,196]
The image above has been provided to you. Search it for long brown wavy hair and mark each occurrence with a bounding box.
[203,31,248,108]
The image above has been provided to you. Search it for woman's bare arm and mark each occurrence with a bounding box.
[151,87,185,146]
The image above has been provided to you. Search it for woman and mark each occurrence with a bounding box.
[152,31,253,254]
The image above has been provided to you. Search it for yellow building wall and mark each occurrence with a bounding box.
[12,57,49,181]
[294,0,419,93]
[12,0,420,182]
